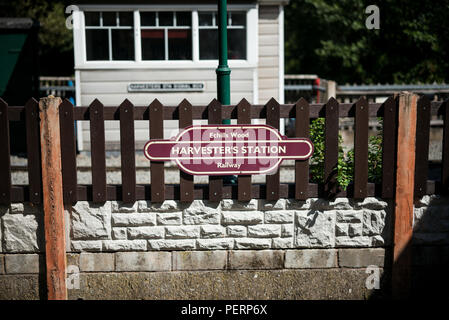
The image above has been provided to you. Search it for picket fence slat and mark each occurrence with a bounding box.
[414,96,431,198]
[59,99,78,205]
[442,100,449,194]
[90,99,107,203]
[295,98,310,200]
[266,98,280,201]
[0,98,11,205]
[25,98,42,204]
[120,99,136,203]
[179,99,194,203]
[149,99,165,202]
[353,98,369,199]
[208,99,223,202]
[324,98,339,197]
[237,98,252,201]
[381,97,397,199]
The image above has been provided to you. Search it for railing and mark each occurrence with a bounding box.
[0,96,446,205]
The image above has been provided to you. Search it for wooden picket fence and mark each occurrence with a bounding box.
[0,95,447,205]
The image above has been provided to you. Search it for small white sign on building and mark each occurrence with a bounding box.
[128,82,205,92]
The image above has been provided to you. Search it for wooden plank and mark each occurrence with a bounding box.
[39,96,67,300]
[392,92,418,299]
[295,98,310,200]
[324,98,339,197]
[25,98,42,204]
[237,98,252,201]
[208,99,223,202]
[381,97,397,198]
[89,99,107,203]
[442,100,449,194]
[414,96,431,198]
[119,99,136,203]
[59,99,78,205]
[71,103,385,121]
[266,98,280,201]
[149,99,165,202]
[0,98,11,205]
[353,98,369,199]
[178,99,194,202]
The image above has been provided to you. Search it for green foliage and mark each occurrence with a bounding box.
[309,118,383,190]
[285,0,449,84]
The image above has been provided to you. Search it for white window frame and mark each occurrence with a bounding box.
[73,4,258,70]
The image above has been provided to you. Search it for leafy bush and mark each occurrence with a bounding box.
[309,118,382,190]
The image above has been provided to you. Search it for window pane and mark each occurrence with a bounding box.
[231,12,246,26]
[141,30,165,60]
[141,12,156,26]
[86,29,109,60]
[176,12,191,26]
[112,29,134,60]
[102,12,116,26]
[85,12,100,26]
[228,29,246,59]
[119,12,133,26]
[199,12,212,26]
[168,30,191,60]
[159,12,173,26]
[199,29,218,59]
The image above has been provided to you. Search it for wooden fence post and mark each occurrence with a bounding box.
[392,92,418,299]
[39,96,67,300]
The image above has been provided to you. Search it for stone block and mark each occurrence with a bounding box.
[165,226,200,239]
[71,201,111,240]
[102,240,147,251]
[355,197,388,210]
[247,225,281,238]
[362,210,386,236]
[2,214,42,252]
[285,249,337,269]
[234,238,271,249]
[148,239,195,250]
[229,250,284,269]
[156,212,182,225]
[200,225,225,238]
[0,255,4,274]
[80,253,115,272]
[227,226,247,237]
[348,223,363,237]
[335,236,370,247]
[221,199,258,211]
[259,199,287,211]
[183,201,220,225]
[115,252,171,271]
[173,251,227,270]
[138,200,182,213]
[112,228,127,240]
[127,226,164,239]
[221,211,263,225]
[338,248,385,267]
[336,210,363,223]
[112,213,156,227]
[5,254,41,274]
[281,224,293,238]
[295,211,335,248]
[71,240,103,252]
[111,201,138,213]
[272,238,293,249]
[264,211,294,224]
[196,239,234,250]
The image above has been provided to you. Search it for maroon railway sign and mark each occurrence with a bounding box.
[144,124,313,175]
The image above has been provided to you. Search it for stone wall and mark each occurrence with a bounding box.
[1,196,449,299]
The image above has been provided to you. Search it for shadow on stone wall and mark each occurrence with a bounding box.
[370,195,449,299]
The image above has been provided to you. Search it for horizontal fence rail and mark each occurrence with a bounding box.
[1,96,448,204]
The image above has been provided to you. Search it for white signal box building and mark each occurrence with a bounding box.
[72,0,288,151]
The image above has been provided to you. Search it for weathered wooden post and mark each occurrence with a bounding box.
[39,96,67,300]
[392,92,418,299]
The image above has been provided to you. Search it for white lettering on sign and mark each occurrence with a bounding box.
[128,83,205,92]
